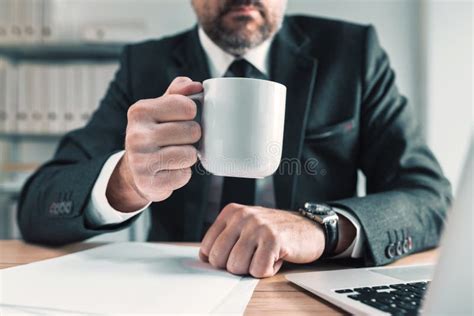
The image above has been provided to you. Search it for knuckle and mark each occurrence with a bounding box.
[223,203,239,212]
[258,225,278,243]
[231,206,250,222]
[125,130,144,151]
[249,214,264,227]
[127,101,146,120]
[230,203,246,213]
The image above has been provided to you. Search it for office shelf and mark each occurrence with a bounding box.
[0,43,123,61]
[0,181,24,196]
[0,133,64,141]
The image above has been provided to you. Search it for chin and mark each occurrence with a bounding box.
[224,19,262,35]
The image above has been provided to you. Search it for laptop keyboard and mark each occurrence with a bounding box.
[335,281,430,315]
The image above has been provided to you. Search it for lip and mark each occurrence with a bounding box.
[227,5,259,15]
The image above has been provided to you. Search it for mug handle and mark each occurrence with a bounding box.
[187,92,204,104]
[187,92,205,161]
[187,91,204,125]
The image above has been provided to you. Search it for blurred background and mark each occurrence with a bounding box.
[0,0,472,242]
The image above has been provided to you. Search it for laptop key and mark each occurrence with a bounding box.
[354,287,375,293]
[347,294,362,301]
[410,281,428,287]
[335,289,354,294]
[361,299,391,311]
[390,283,407,290]
[372,285,390,290]
[398,301,419,310]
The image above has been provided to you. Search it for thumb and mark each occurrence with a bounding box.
[165,76,202,96]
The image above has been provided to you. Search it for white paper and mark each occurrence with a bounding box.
[0,243,258,315]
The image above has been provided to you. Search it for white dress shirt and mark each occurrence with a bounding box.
[85,27,365,258]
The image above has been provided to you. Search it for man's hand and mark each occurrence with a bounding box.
[106,77,203,212]
[199,203,326,278]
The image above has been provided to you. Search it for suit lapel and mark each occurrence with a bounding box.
[270,19,318,210]
[168,26,210,81]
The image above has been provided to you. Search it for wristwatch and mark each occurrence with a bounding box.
[298,202,339,256]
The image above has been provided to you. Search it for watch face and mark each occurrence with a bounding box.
[304,202,332,214]
[303,203,338,224]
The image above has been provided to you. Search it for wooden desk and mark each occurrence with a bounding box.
[0,240,438,315]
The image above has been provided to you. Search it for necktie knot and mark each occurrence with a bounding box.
[224,59,267,79]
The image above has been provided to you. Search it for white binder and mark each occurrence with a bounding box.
[30,63,43,133]
[30,0,43,43]
[17,63,30,133]
[5,61,18,133]
[79,64,91,127]
[0,59,7,133]
[47,64,62,134]
[38,64,50,133]
[0,0,11,44]
[64,64,75,131]
[11,0,25,44]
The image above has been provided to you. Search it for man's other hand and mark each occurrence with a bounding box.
[199,204,326,278]
[106,77,203,212]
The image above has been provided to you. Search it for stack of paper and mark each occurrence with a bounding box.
[0,243,259,315]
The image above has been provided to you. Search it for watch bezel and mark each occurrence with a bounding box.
[301,202,339,225]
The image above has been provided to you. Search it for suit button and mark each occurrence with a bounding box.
[402,238,410,253]
[49,202,58,215]
[396,241,403,256]
[386,243,396,258]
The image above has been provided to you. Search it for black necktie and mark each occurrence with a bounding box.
[219,59,266,209]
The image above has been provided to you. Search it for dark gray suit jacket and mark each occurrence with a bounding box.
[18,15,452,266]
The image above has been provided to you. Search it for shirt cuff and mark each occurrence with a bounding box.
[331,207,365,259]
[85,150,151,228]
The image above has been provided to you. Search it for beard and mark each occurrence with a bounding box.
[196,0,285,56]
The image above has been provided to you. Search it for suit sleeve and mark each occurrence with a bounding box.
[330,26,452,266]
[17,46,139,245]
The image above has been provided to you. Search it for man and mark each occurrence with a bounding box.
[18,0,451,278]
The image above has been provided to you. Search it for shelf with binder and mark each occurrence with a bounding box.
[0,59,119,135]
[0,0,181,241]
[0,52,120,201]
[0,44,122,61]
[0,133,62,141]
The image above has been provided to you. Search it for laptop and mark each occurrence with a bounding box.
[286,134,473,315]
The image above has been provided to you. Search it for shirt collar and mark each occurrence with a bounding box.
[198,27,272,78]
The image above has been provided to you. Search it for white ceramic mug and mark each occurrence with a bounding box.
[190,77,286,178]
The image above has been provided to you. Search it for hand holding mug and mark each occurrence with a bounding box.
[106,76,287,212]
[106,77,203,212]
